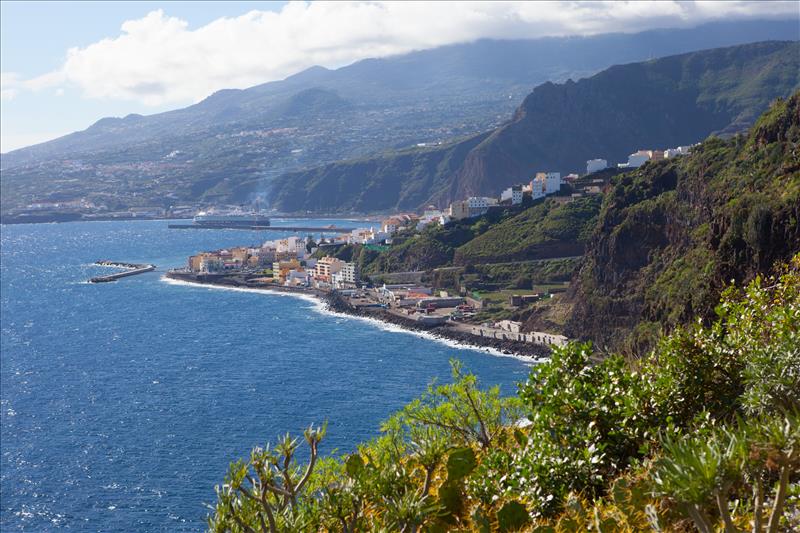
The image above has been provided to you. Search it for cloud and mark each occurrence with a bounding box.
[2,70,66,100]
[1,72,22,101]
[9,1,800,106]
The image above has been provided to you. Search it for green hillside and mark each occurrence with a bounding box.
[347,195,600,278]
[453,196,601,265]
[566,91,800,354]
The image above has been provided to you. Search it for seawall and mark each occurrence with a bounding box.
[90,261,156,283]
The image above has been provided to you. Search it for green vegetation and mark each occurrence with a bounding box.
[357,208,519,275]
[568,91,800,354]
[454,197,600,265]
[208,256,800,532]
[202,55,800,533]
[331,199,591,292]
[430,258,578,296]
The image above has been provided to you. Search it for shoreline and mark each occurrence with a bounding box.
[0,214,383,226]
[163,271,551,362]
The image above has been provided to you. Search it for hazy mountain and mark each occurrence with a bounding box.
[1,19,798,218]
[268,41,800,213]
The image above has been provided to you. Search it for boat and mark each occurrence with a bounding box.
[192,210,270,227]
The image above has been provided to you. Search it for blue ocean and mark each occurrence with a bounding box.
[0,220,531,532]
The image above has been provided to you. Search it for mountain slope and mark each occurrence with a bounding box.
[452,40,800,201]
[268,40,800,213]
[562,91,800,354]
[2,19,798,218]
[6,19,797,165]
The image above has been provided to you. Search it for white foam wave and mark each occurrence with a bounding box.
[161,275,320,304]
[160,276,543,364]
[82,263,120,269]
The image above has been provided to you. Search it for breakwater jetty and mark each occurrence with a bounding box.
[168,224,346,232]
[89,261,156,283]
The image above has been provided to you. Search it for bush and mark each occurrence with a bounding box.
[207,256,800,532]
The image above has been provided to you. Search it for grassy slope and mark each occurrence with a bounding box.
[358,195,600,277]
[453,196,601,264]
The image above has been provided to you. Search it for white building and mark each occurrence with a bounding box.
[449,196,499,220]
[467,197,496,210]
[626,151,651,168]
[417,209,446,229]
[248,247,276,265]
[664,145,692,158]
[332,262,360,288]
[199,257,223,273]
[273,236,307,259]
[381,215,415,234]
[448,196,499,219]
[348,227,384,245]
[382,220,400,234]
[500,185,524,205]
[524,177,545,200]
[586,159,608,174]
[541,172,562,194]
[286,269,310,286]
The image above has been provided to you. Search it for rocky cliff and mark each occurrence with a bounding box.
[563,92,800,354]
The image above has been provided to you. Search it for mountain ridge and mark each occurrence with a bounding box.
[267,40,800,213]
[2,19,798,218]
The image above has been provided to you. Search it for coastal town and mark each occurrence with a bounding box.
[167,145,692,356]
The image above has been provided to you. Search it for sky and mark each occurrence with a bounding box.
[1,1,798,153]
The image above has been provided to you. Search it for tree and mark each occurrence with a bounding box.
[208,424,326,533]
[390,360,524,450]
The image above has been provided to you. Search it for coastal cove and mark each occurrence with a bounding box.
[0,219,531,533]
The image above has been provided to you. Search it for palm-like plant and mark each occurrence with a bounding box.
[651,424,744,533]
[652,412,799,533]
[381,490,441,533]
[208,423,326,533]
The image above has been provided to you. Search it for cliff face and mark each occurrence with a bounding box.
[564,92,800,354]
[269,41,800,213]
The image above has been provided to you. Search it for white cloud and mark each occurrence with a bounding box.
[1,72,21,101]
[1,70,67,100]
[8,1,800,107]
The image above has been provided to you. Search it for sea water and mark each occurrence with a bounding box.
[1,219,531,532]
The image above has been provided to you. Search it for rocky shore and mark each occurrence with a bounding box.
[322,291,551,359]
[165,271,551,359]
